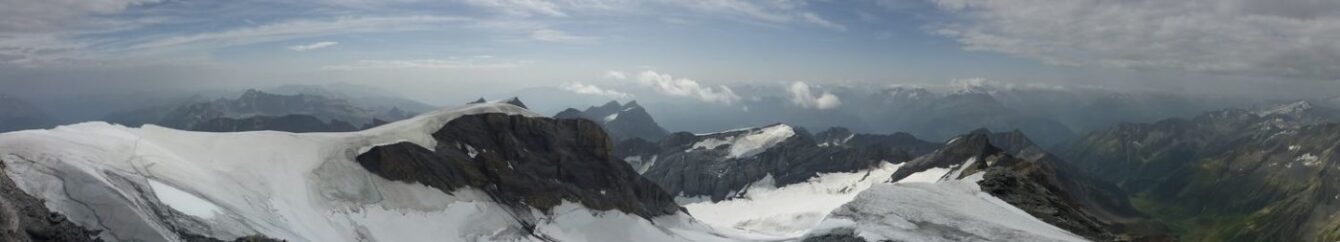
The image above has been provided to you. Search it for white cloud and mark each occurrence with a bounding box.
[529,29,599,44]
[788,81,842,110]
[930,0,1340,80]
[288,41,338,51]
[323,58,523,70]
[603,70,628,80]
[561,82,631,98]
[625,70,740,105]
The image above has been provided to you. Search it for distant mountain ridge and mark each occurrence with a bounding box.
[106,89,423,132]
[555,100,669,143]
[1057,100,1340,241]
[0,97,56,133]
[617,123,940,201]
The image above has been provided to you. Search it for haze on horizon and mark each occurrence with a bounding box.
[2,0,1339,106]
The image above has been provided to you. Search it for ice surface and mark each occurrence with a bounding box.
[148,179,222,219]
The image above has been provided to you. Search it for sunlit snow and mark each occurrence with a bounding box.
[690,124,796,159]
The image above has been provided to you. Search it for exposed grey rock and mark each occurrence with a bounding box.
[618,124,939,202]
[888,129,1142,241]
[0,159,102,242]
[355,113,682,225]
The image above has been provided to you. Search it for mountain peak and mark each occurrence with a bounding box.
[499,97,527,109]
[600,100,622,109]
[1254,100,1313,117]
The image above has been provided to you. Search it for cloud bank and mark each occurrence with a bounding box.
[788,81,842,110]
[561,82,631,98]
[608,70,741,105]
[931,0,1340,80]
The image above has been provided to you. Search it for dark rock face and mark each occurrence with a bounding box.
[0,160,102,242]
[618,124,939,202]
[355,113,682,221]
[889,130,1144,241]
[467,97,528,109]
[179,233,284,242]
[187,114,359,132]
[1057,102,1340,241]
[800,229,868,242]
[554,100,669,143]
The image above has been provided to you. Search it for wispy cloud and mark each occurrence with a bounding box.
[788,81,842,109]
[131,16,466,51]
[561,82,631,98]
[931,0,1340,80]
[460,0,567,17]
[609,70,740,105]
[529,29,599,44]
[323,58,524,70]
[0,0,161,32]
[288,41,338,51]
[800,13,846,32]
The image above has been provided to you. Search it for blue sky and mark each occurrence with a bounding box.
[2,0,1338,104]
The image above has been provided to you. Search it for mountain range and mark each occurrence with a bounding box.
[0,97,56,133]
[1057,100,1340,241]
[105,89,426,132]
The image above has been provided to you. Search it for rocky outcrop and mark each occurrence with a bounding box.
[555,100,669,142]
[0,159,102,242]
[888,129,1144,241]
[618,124,939,201]
[355,113,682,222]
[467,97,528,109]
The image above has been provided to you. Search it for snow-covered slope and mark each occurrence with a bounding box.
[806,173,1087,242]
[681,162,898,237]
[0,103,753,242]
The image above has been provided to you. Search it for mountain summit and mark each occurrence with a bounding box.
[555,100,669,142]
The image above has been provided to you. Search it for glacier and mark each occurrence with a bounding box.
[0,102,1092,242]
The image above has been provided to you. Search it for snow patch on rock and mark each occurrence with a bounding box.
[690,124,796,159]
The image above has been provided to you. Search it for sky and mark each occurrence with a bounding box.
[2,0,1339,105]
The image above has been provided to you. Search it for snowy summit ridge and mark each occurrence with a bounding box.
[0,103,753,242]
